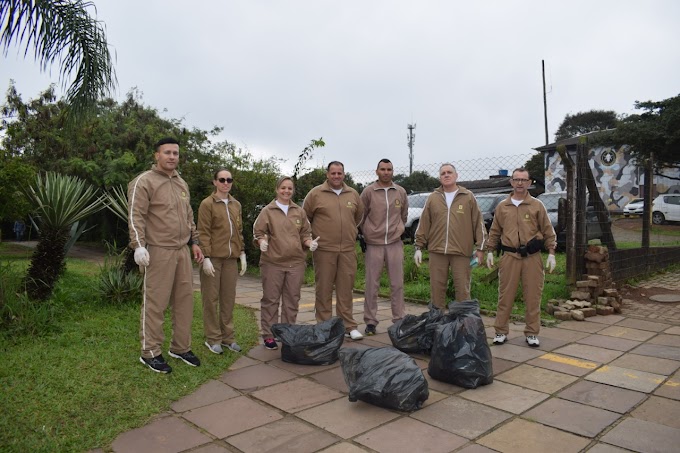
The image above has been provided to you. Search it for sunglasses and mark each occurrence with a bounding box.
[217,177,234,184]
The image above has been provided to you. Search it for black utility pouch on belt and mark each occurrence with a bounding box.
[526,237,543,255]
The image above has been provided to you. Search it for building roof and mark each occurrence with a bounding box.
[533,129,615,153]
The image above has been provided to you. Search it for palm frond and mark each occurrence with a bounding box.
[0,0,117,120]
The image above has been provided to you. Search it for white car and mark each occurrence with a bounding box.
[404,192,431,241]
[652,194,680,224]
[623,198,644,216]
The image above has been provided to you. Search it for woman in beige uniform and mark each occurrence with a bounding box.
[198,169,248,355]
[253,176,317,350]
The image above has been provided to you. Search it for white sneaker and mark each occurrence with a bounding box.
[205,342,223,354]
[345,329,363,340]
[526,335,540,347]
[493,333,507,345]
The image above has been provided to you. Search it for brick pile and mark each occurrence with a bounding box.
[546,245,623,321]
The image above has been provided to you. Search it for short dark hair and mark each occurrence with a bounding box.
[376,158,392,169]
[327,161,344,171]
[512,167,530,178]
[213,168,231,180]
[154,137,179,151]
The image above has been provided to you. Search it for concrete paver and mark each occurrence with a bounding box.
[410,396,512,439]
[477,418,591,453]
[459,380,550,414]
[557,380,647,413]
[111,416,211,453]
[225,416,338,453]
[495,364,578,393]
[109,269,680,452]
[632,395,680,429]
[600,417,680,453]
[353,417,467,453]
[585,365,666,393]
[182,396,283,438]
[524,397,621,437]
[251,377,344,413]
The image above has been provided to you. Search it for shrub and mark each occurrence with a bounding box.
[95,247,143,305]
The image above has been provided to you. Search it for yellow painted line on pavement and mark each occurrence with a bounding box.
[299,297,365,309]
[663,380,680,387]
[539,353,599,369]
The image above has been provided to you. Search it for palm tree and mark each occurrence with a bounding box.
[23,172,106,300]
[0,0,117,120]
[104,184,137,274]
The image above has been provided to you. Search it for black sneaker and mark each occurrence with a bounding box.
[264,338,278,350]
[139,355,172,373]
[168,350,201,367]
[365,324,377,336]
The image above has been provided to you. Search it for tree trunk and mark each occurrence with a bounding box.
[25,228,69,300]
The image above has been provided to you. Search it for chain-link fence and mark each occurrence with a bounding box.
[342,149,680,284]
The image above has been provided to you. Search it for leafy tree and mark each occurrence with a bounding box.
[22,172,106,300]
[0,0,116,120]
[606,94,680,174]
[523,152,545,181]
[554,110,618,142]
[294,167,326,203]
[0,155,35,222]
[393,170,440,193]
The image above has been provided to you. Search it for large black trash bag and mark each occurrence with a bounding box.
[339,347,429,412]
[428,299,493,389]
[388,305,445,354]
[272,317,345,365]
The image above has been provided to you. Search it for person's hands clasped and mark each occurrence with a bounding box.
[546,254,556,273]
[202,257,215,277]
[134,246,150,267]
[239,252,247,276]
[414,249,422,267]
[309,236,320,252]
[486,252,494,268]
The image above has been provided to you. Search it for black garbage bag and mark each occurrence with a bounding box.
[272,317,345,365]
[388,305,445,354]
[428,299,493,389]
[339,347,429,412]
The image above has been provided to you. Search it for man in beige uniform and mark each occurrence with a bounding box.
[485,168,556,347]
[360,158,408,335]
[414,163,486,309]
[129,137,204,373]
[303,161,365,340]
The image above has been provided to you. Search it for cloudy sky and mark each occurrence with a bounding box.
[2,0,679,178]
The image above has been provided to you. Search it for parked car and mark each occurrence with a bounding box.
[474,193,507,231]
[623,198,644,216]
[652,194,680,224]
[403,192,506,241]
[536,191,609,250]
[404,192,431,241]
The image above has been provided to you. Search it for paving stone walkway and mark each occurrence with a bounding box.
[107,272,680,453]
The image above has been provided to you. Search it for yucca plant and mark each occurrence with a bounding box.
[104,185,137,274]
[23,172,107,300]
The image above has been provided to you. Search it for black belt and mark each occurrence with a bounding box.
[500,244,539,257]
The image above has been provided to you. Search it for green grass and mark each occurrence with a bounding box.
[303,243,571,317]
[0,245,259,452]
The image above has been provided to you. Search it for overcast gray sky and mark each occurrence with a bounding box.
[2,0,679,177]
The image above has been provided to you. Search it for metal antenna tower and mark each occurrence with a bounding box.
[407,123,416,175]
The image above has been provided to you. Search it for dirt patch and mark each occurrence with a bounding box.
[620,284,680,305]
[614,218,680,233]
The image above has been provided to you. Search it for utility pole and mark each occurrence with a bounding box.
[407,123,416,175]
[542,60,549,145]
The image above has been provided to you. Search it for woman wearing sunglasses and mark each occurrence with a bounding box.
[197,169,248,355]
[253,176,318,350]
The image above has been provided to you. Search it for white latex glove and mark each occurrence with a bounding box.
[239,253,247,276]
[202,257,215,277]
[414,249,422,267]
[309,236,320,252]
[486,252,494,268]
[134,246,150,267]
[259,235,269,252]
[546,254,556,273]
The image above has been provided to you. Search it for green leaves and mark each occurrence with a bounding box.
[0,0,117,121]
[23,171,106,229]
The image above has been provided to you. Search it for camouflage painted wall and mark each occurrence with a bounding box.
[544,146,680,211]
